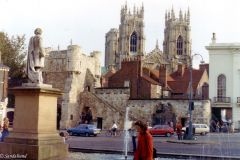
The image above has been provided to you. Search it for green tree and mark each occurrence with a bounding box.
[0,32,27,78]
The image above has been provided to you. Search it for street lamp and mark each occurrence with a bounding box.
[176,53,205,140]
[188,53,205,140]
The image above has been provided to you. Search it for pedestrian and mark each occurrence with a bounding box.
[134,120,153,160]
[216,121,220,133]
[176,121,183,140]
[1,117,9,142]
[59,131,69,144]
[111,121,118,136]
[129,124,137,152]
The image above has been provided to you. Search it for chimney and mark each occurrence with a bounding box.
[199,63,209,75]
[159,64,167,87]
[177,63,185,76]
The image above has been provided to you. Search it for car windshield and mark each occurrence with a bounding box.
[88,125,96,129]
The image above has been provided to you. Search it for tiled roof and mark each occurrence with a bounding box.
[102,69,116,79]
[167,68,205,94]
[141,75,160,85]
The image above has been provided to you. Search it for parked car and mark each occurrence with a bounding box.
[149,125,174,137]
[182,124,209,135]
[67,124,101,137]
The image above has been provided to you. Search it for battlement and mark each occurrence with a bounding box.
[122,55,143,62]
[90,51,101,59]
[121,3,144,19]
[165,7,190,25]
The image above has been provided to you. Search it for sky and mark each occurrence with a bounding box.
[1,0,240,67]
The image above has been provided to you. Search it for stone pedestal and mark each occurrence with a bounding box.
[0,84,68,160]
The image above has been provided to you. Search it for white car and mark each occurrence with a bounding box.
[182,124,210,135]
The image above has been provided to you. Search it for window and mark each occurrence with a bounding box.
[177,35,183,55]
[124,80,130,87]
[217,74,226,98]
[130,32,137,52]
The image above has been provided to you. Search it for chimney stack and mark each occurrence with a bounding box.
[159,64,167,88]
[177,63,185,76]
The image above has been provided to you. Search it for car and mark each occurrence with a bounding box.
[149,125,174,137]
[67,124,101,137]
[182,124,209,135]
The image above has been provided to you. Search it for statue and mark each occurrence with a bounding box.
[26,28,45,83]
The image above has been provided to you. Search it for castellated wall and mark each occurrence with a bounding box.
[43,45,101,129]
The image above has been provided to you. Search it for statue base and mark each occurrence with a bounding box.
[0,85,68,160]
[22,82,52,88]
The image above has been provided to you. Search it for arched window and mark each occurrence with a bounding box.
[217,74,226,98]
[130,32,137,52]
[177,36,183,55]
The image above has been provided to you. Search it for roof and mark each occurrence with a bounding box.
[167,68,205,94]
[141,75,160,85]
[102,69,116,79]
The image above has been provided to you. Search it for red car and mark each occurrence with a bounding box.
[149,125,174,137]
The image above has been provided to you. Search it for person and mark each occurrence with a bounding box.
[27,28,45,83]
[216,121,220,133]
[134,120,153,160]
[59,131,69,144]
[1,117,9,142]
[111,122,118,136]
[170,121,174,129]
[176,121,183,140]
[129,124,137,152]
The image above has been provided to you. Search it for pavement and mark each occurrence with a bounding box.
[66,132,240,159]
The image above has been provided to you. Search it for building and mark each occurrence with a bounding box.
[107,57,208,100]
[105,4,145,70]
[100,57,210,128]
[206,33,240,130]
[42,4,210,130]
[43,45,101,129]
[105,4,191,73]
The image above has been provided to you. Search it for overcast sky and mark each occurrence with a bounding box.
[1,0,240,67]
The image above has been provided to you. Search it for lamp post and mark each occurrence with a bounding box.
[181,53,204,140]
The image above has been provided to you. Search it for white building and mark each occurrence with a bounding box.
[206,33,240,130]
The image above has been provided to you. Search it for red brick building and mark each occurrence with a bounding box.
[105,57,209,100]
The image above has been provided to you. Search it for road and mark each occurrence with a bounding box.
[66,132,240,158]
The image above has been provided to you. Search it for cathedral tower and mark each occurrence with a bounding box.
[105,29,119,69]
[163,7,191,66]
[105,3,145,70]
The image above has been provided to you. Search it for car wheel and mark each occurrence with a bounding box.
[201,132,206,136]
[68,132,73,136]
[166,133,171,137]
[85,133,89,137]
[94,134,97,137]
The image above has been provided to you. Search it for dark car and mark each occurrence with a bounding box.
[67,124,101,137]
[149,125,174,137]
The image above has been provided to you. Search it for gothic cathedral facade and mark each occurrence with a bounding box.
[105,4,191,72]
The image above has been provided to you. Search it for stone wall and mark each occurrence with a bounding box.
[95,88,130,113]
[127,99,211,127]
[82,88,211,129]
[43,45,101,129]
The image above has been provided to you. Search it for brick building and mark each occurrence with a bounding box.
[106,57,209,100]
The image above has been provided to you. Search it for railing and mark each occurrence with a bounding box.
[237,97,240,103]
[213,97,231,103]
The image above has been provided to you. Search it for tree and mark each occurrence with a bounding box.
[0,32,27,78]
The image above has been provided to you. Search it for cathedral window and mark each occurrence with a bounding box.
[130,32,137,52]
[177,36,183,55]
[217,74,226,99]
